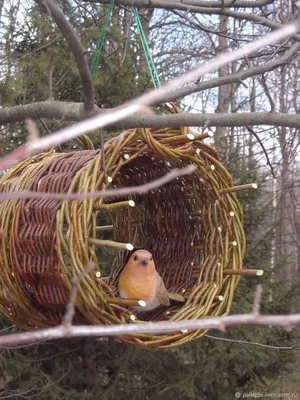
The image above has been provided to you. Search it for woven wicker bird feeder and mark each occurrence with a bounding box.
[0,105,255,349]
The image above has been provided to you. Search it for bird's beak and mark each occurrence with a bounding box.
[141,258,149,266]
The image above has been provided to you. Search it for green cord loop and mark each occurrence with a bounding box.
[81,0,115,102]
[90,0,115,79]
[133,8,161,88]
[81,1,161,105]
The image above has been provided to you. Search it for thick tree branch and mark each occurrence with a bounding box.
[35,0,95,113]
[0,101,86,123]
[1,102,300,129]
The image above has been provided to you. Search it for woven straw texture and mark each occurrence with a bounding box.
[0,110,245,349]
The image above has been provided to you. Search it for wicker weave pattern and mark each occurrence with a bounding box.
[0,122,245,348]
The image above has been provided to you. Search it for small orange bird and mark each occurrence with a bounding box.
[118,249,185,311]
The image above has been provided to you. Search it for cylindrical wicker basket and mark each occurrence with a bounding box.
[0,110,245,349]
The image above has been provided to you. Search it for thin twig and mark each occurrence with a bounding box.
[246,126,276,178]
[99,128,108,182]
[74,0,99,27]
[63,262,95,332]
[0,165,197,201]
[120,8,133,67]
[205,335,300,350]
[0,19,299,171]
[252,284,263,316]
[259,74,276,112]
[48,54,54,100]
[25,119,39,143]
[39,119,51,135]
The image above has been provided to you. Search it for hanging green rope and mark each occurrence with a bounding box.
[133,8,161,88]
[80,0,115,103]
[78,0,115,148]
[90,0,115,79]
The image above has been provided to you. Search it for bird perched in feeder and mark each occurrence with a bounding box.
[118,249,185,311]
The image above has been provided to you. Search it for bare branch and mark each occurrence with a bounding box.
[39,118,51,135]
[120,8,134,67]
[163,42,300,103]
[84,0,279,11]
[85,0,300,41]
[246,127,276,178]
[0,19,299,171]
[63,262,95,332]
[2,104,300,131]
[205,335,300,350]
[0,41,299,125]
[35,0,95,112]
[48,54,54,100]
[0,166,197,201]
[0,312,300,348]
[2,103,300,130]
[259,74,276,112]
[25,119,39,143]
[99,128,108,182]
[0,101,86,123]
[252,284,263,316]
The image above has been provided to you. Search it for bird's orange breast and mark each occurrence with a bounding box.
[118,269,156,301]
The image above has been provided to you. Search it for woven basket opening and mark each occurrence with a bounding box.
[107,155,211,296]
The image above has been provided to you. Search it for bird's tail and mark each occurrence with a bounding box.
[168,293,185,303]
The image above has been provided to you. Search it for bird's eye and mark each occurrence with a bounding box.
[134,255,138,261]
[150,257,153,261]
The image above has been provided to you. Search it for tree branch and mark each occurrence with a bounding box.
[1,42,299,125]
[164,42,300,103]
[47,54,54,100]
[0,312,300,347]
[205,335,300,350]
[0,19,299,171]
[63,262,95,332]
[0,166,197,201]
[0,101,86,123]
[246,126,276,178]
[252,284,263,316]
[35,0,95,113]
[85,0,277,10]
[85,0,300,41]
[1,103,300,130]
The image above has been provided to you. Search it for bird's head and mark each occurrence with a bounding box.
[128,249,155,271]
